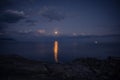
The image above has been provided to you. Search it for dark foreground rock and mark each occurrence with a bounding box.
[0,55,120,80]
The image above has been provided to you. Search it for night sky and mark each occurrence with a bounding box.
[0,0,120,37]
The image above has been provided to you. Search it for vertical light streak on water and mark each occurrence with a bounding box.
[53,41,58,63]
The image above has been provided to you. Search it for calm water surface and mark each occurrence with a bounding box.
[0,37,120,63]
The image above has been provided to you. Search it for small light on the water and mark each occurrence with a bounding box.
[94,41,98,44]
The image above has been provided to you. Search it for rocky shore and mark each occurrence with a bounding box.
[0,54,120,80]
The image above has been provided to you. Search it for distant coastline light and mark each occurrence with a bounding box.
[73,33,77,36]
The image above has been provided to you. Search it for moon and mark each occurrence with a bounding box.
[54,31,58,35]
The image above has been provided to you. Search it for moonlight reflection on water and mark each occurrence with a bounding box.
[54,41,59,63]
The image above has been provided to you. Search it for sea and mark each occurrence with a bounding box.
[0,36,120,63]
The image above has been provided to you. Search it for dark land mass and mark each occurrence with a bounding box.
[0,37,16,42]
[0,54,120,80]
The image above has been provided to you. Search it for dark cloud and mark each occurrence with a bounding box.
[0,0,28,32]
[25,19,36,23]
[40,6,65,21]
[0,10,26,23]
[0,0,12,11]
[25,19,37,24]
[0,10,26,32]
[25,19,38,26]
[0,23,8,32]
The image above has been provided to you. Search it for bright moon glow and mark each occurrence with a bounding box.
[54,31,58,35]
[54,41,58,63]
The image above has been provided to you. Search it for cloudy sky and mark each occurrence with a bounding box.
[0,0,120,37]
